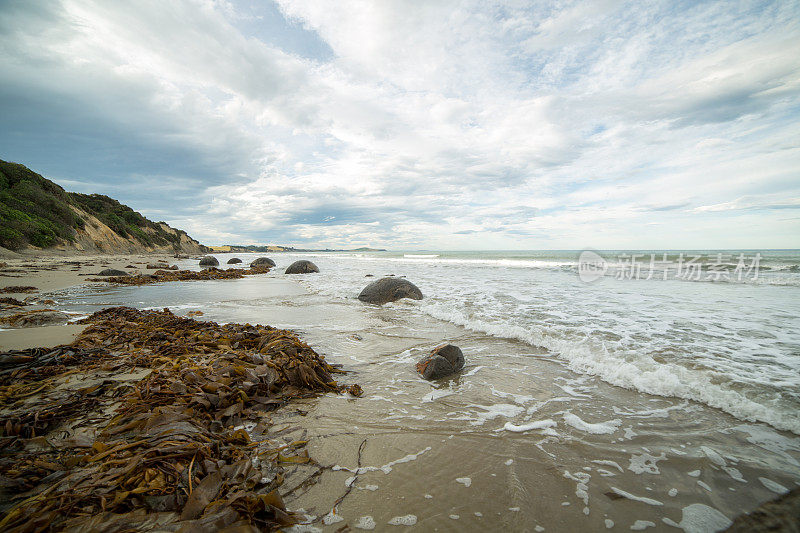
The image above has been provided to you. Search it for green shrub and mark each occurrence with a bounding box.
[0,160,191,250]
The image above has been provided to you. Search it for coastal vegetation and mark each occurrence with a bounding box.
[0,160,195,251]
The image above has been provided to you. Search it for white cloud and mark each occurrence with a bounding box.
[1,0,799,248]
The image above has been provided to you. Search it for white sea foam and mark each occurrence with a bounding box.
[285,251,800,434]
[322,509,344,525]
[758,477,788,493]
[628,452,666,475]
[609,487,663,506]
[333,447,432,476]
[665,503,731,533]
[388,515,417,526]
[354,516,376,530]
[503,420,557,433]
[469,403,525,425]
[563,413,622,435]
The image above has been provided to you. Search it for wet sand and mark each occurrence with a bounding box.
[3,254,799,531]
[0,253,181,349]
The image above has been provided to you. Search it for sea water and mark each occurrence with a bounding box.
[46,250,800,530]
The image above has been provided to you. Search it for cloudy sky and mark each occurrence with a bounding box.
[1,0,799,249]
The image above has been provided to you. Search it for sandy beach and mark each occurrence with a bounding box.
[0,253,181,349]
[2,251,798,532]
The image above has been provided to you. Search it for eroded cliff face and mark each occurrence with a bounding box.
[43,207,208,255]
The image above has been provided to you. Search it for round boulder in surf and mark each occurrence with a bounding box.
[198,255,219,266]
[227,257,242,264]
[358,277,423,305]
[416,344,465,380]
[251,257,276,267]
[285,260,319,274]
[97,268,128,276]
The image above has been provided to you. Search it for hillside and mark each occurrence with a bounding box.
[0,160,207,255]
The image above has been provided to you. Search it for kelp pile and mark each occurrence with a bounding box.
[0,286,37,294]
[0,307,360,532]
[90,266,272,286]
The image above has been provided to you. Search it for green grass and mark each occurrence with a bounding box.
[0,160,186,251]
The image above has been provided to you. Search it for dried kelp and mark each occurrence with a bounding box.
[0,307,359,532]
[0,287,37,294]
[90,266,272,286]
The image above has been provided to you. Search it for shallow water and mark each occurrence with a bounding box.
[45,251,800,531]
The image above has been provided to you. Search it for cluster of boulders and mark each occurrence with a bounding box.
[195,256,464,380]
[147,262,178,270]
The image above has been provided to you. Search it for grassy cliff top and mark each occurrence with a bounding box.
[0,160,193,251]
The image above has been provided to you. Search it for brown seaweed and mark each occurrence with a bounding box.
[0,307,359,532]
[90,266,272,286]
[0,287,38,294]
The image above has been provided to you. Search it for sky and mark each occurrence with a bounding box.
[1,0,799,250]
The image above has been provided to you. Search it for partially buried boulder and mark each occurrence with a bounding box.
[199,256,219,267]
[227,258,242,264]
[1,310,71,328]
[251,257,276,267]
[97,269,128,276]
[416,344,465,380]
[357,277,423,305]
[285,260,319,274]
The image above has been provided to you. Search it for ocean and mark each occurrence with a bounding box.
[47,249,800,531]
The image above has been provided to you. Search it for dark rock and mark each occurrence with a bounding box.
[357,277,423,305]
[97,269,129,276]
[168,265,179,270]
[365,274,374,277]
[251,257,276,267]
[416,344,465,380]
[125,264,136,268]
[199,256,219,267]
[726,487,800,532]
[227,258,242,264]
[146,263,168,269]
[285,260,319,274]
[2,310,71,328]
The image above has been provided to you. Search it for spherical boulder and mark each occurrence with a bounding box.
[199,256,219,267]
[357,277,423,305]
[416,344,465,380]
[285,260,319,274]
[97,269,128,276]
[227,258,242,264]
[251,257,276,267]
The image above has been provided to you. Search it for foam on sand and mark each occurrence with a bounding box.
[758,477,789,493]
[388,515,417,526]
[563,412,622,434]
[609,487,663,506]
[503,419,557,432]
[354,516,376,530]
[661,503,731,533]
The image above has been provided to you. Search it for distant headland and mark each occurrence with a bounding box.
[208,244,387,253]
